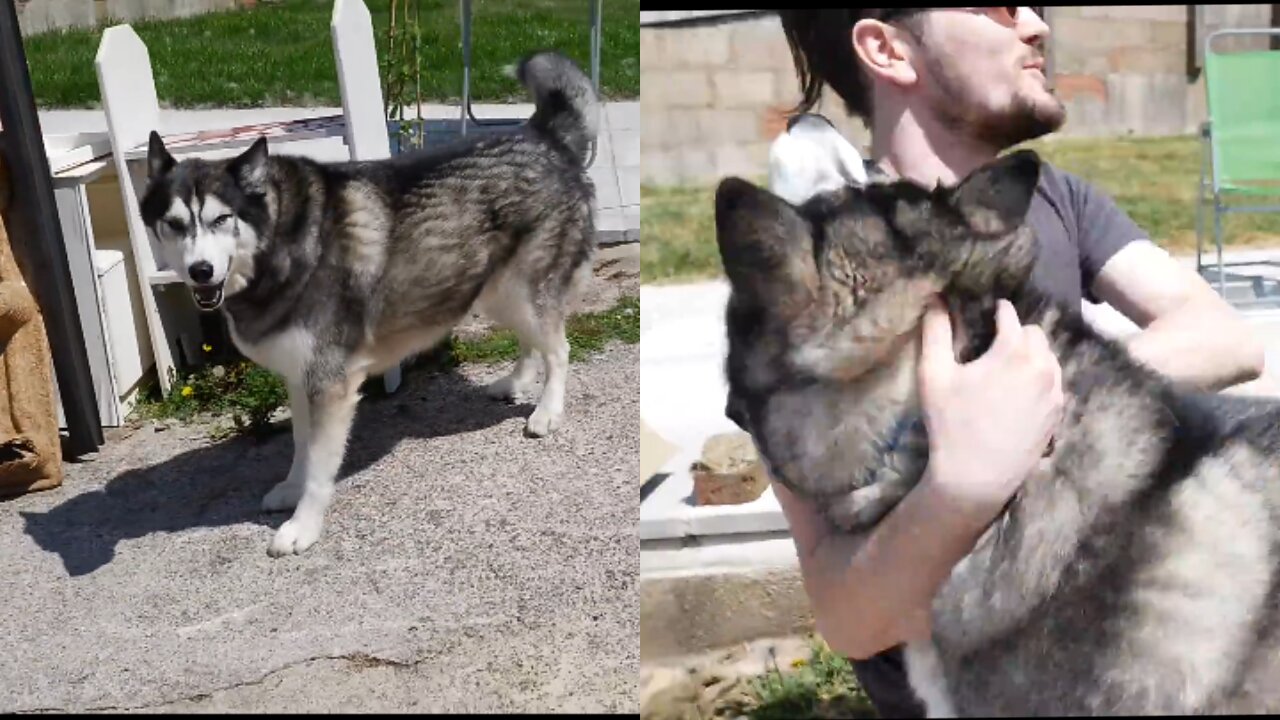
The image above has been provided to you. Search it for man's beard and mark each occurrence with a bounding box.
[925,52,1067,151]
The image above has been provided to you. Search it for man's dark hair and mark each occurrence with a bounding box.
[776,9,926,123]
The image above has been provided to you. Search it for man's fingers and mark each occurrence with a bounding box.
[1023,324,1060,391]
[1022,323,1054,361]
[989,299,1023,356]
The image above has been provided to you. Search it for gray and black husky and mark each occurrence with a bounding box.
[139,51,599,557]
[715,150,1280,715]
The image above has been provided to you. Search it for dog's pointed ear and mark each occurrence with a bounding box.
[147,131,175,180]
[715,177,819,315]
[228,136,270,192]
[945,151,1043,296]
[949,149,1041,236]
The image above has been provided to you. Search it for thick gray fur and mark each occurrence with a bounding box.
[138,50,600,557]
[714,150,1280,715]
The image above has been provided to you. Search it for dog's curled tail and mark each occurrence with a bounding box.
[506,50,600,163]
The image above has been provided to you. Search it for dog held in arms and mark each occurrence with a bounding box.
[714,149,1280,715]
[138,51,599,557]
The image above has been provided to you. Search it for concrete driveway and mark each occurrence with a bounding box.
[0,344,638,713]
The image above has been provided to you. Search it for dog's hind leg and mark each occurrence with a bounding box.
[475,265,545,406]
[485,346,542,404]
[474,276,569,436]
[522,211,594,438]
[482,287,570,436]
[525,313,570,438]
[267,369,366,557]
[487,304,568,437]
[262,382,310,512]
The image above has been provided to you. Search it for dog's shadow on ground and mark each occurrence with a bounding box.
[13,367,531,577]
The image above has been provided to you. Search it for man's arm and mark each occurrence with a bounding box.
[776,464,994,659]
[1062,166,1264,392]
[1091,240,1265,392]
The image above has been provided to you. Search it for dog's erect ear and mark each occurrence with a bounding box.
[227,136,270,192]
[949,149,1041,236]
[943,150,1041,296]
[715,177,819,315]
[147,131,175,180]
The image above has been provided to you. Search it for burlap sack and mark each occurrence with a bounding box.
[0,158,64,497]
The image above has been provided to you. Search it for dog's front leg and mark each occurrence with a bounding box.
[262,382,310,512]
[267,372,364,557]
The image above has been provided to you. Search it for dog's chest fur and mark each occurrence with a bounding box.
[225,316,314,388]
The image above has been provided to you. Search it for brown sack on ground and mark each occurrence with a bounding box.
[691,432,769,506]
[0,158,64,497]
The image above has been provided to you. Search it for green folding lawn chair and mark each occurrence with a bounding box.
[1196,28,1280,306]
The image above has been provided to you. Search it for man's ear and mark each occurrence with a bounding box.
[147,131,175,180]
[851,18,920,90]
[949,149,1041,236]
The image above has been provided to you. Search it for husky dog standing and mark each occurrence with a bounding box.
[714,150,1280,715]
[139,51,599,557]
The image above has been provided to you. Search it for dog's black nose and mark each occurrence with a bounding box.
[189,261,214,284]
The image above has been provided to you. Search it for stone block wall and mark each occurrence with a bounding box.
[1048,4,1272,139]
[641,12,871,187]
[641,6,1279,186]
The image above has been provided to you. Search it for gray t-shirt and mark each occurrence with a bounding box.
[851,160,1147,719]
[1026,162,1147,307]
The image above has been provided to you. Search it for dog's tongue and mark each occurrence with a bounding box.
[192,284,224,309]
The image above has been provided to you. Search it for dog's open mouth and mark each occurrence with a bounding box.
[191,282,225,311]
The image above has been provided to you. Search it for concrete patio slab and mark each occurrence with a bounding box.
[0,344,639,713]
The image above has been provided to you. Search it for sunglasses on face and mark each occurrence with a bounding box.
[879,7,1024,26]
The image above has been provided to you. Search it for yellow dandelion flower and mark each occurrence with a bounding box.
[203,343,213,353]
[791,658,807,669]
[181,386,194,397]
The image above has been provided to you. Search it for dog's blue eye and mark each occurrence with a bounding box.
[210,214,232,229]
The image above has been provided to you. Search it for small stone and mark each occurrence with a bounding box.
[691,432,770,506]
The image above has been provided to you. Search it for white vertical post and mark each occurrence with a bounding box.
[333,0,402,393]
[94,25,177,395]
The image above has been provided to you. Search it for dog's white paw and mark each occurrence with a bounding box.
[486,376,534,404]
[525,407,562,437]
[262,479,304,512]
[267,516,323,557]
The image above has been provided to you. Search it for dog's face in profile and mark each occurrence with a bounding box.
[715,151,1043,492]
[139,133,271,311]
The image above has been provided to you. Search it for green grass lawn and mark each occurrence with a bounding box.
[639,182,728,287]
[24,0,639,109]
[641,135,1280,285]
